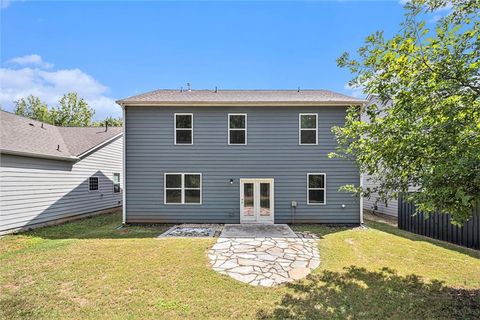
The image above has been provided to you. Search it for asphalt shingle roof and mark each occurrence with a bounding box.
[0,110,123,161]
[117,89,364,105]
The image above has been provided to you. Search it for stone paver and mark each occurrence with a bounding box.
[208,225,320,287]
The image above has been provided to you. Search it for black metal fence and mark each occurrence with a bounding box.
[398,195,480,250]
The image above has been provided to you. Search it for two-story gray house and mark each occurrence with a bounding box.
[117,89,364,225]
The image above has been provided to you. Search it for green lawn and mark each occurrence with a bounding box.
[1,211,479,319]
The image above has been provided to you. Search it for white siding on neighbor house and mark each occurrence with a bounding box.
[362,174,398,216]
[0,136,123,234]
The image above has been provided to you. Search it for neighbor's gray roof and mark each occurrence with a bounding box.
[0,110,123,161]
[117,89,365,106]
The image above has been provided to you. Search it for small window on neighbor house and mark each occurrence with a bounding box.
[299,113,318,145]
[228,114,247,145]
[113,173,120,193]
[89,176,99,191]
[307,173,326,205]
[175,113,193,144]
[165,173,201,204]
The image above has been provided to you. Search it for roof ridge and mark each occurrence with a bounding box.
[116,88,365,105]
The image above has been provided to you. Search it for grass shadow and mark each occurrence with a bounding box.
[258,266,480,320]
[365,219,480,259]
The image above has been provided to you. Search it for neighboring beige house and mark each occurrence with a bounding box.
[0,110,123,235]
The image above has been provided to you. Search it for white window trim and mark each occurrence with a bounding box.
[89,176,99,192]
[113,173,121,193]
[307,173,326,205]
[228,113,247,145]
[299,113,318,145]
[164,173,202,205]
[174,113,193,145]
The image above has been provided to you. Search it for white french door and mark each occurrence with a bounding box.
[240,179,274,224]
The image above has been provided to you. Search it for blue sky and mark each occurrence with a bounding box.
[1,1,410,119]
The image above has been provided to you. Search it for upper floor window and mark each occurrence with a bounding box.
[299,113,318,145]
[228,114,247,145]
[165,173,202,204]
[89,176,99,191]
[175,113,193,144]
[307,173,326,205]
[113,173,120,193]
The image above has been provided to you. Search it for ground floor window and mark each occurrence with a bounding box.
[113,173,120,193]
[307,173,326,204]
[164,173,202,204]
[89,176,99,191]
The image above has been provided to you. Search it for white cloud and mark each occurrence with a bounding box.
[344,83,365,99]
[7,54,53,69]
[0,59,121,120]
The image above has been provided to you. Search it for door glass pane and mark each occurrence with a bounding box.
[243,183,254,216]
[260,183,271,216]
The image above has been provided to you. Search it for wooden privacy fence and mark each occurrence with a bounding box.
[398,195,480,250]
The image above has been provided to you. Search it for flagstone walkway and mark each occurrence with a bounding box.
[208,224,320,287]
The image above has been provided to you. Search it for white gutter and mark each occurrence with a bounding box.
[0,149,79,162]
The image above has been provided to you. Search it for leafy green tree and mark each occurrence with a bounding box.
[51,92,95,127]
[14,95,52,124]
[93,116,123,127]
[332,0,480,223]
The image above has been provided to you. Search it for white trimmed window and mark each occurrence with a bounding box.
[113,173,120,193]
[165,173,202,204]
[299,113,318,145]
[307,173,326,205]
[89,176,99,191]
[174,113,193,144]
[228,114,247,145]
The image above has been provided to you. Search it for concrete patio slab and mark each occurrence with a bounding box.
[208,225,320,287]
[220,224,298,238]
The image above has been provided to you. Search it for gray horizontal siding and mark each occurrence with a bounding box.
[0,137,123,233]
[125,106,360,224]
[362,174,398,216]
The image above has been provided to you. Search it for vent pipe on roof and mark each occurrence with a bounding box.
[57,144,60,151]
[187,82,191,92]
[215,86,218,93]
[105,120,109,132]
[297,86,300,93]
[180,86,183,92]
